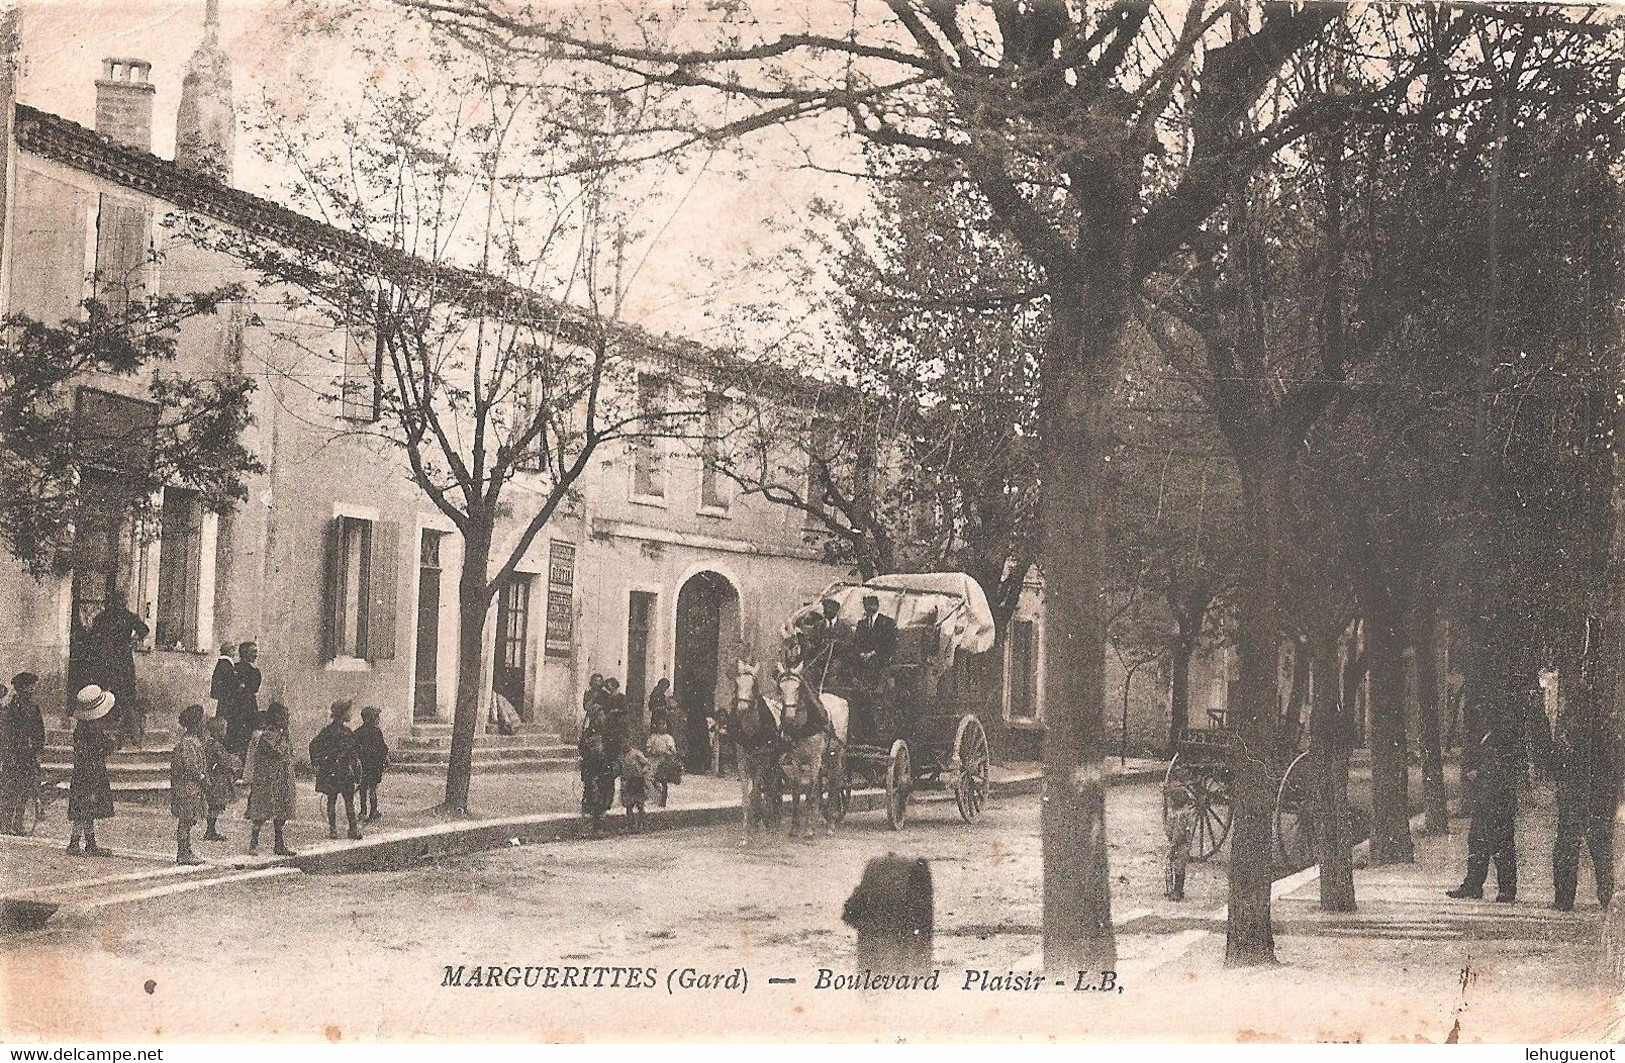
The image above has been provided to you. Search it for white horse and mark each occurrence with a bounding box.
[775,667,850,838]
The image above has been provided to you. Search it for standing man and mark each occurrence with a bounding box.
[1447,683,1529,903]
[88,593,147,747]
[224,641,262,761]
[1551,709,1617,911]
[208,643,235,719]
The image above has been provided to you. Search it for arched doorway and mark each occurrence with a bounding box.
[673,571,740,771]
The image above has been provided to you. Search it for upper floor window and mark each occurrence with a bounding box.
[92,194,151,318]
[700,392,730,512]
[804,412,836,523]
[631,373,666,500]
[340,326,381,422]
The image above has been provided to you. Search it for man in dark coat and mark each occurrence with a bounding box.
[1551,710,1617,911]
[88,594,147,747]
[223,641,262,761]
[852,594,897,686]
[208,643,235,717]
[1448,694,1527,903]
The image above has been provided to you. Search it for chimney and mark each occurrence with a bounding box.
[95,58,156,152]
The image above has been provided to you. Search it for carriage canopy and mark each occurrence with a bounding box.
[791,572,997,656]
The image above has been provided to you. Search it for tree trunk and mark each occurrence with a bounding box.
[1414,604,1450,836]
[444,530,492,813]
[1366,602,1415,864]
[1225,442,1287,966]
[1311,634,1356,912]
[1169,630,1195,757]
[1605,310,1625,992]
[1039,294,1118,976]
[1454,624,1483,817]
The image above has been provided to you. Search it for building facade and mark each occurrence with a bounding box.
[0,18,858,757]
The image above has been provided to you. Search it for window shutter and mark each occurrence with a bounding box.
[321,517,343,662]
[368,520,400,661]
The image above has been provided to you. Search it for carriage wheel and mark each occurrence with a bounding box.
[820,744,850,823]
[1190,773,1233,861]
[885,740,911,831]
[1164,754,1231,861]
[1275,750,1321,869]
[952,715,990,823]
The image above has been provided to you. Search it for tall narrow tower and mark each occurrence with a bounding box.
[174,0,234,182]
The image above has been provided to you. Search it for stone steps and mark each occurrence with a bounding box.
[46,728,174,746]
[390,755,577,776]
[392,743,575,764]
[393,721,577,775]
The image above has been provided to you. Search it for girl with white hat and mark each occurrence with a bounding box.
[66,685,117,856]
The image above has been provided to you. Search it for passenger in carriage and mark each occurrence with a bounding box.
[853,594,897,686]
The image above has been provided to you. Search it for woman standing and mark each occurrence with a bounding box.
[66,685,117,856]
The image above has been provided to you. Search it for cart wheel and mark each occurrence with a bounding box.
[820,744,850,824]
[885,740,911,831]
[952,715,990,823]
[1275,750,1320,868]
[1191,773,1233,861]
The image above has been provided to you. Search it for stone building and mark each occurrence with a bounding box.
[0,8,858,774]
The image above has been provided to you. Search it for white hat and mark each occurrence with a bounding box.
[73,685,115,722]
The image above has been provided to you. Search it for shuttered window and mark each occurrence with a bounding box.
[631,374,666,498]
[93,194,151,317]
[155,486,203,651]
[12,170,92,325]
[321,515,398,662]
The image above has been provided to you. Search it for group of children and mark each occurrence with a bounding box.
[169,698,390,864]
[578,673,684,833]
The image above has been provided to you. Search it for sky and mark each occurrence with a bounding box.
[11,0,860,349]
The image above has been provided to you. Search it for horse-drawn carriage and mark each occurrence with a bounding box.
[1160,707,1320,867]
[785,572,996,832]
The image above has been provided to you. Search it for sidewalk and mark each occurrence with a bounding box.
[1127,781,1619,1043]
[3,759,1167,922]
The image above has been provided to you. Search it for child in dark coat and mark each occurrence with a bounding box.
[355,706,389,823]
[1,673,44,834]
[201,715,240,840]
[244,702,297,856]
[309,699,364,840]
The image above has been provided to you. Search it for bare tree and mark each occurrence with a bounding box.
[194,12,700,812]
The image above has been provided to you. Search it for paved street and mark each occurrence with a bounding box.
[5,764,1609,1043]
